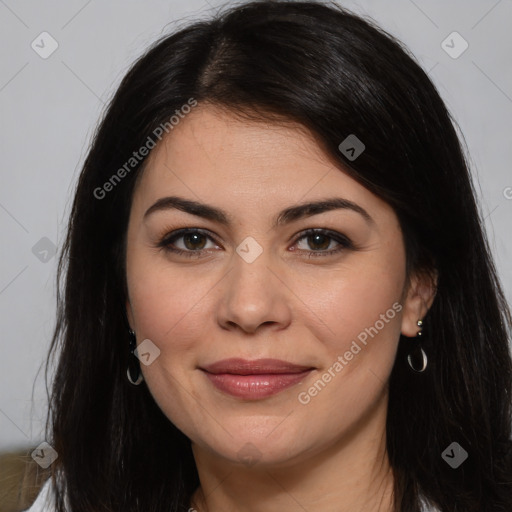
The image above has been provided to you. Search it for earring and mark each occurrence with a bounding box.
[407,319,428,372]
[127,329,144,385]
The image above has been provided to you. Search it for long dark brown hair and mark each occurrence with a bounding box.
[43,1,512,511]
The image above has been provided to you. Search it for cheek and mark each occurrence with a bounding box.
[127,249,211,341]
[292,246,406,404]
[291,264,404,441]
[126,256,215,430]
[301,257,404,350]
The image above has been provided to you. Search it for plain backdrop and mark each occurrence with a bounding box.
[1,0,511,451]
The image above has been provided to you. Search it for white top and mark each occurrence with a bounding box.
[24,478,53,511]
[25,478,441,511]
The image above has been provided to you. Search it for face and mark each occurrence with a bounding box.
[125,104,431,468]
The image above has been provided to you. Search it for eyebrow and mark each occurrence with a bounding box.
[143,195,374,227]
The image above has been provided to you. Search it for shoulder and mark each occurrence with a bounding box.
[23,478,54,512]
[419,494,442,512]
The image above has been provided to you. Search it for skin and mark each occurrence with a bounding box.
[125,104,437,512]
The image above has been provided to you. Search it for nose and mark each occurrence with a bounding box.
[216,248,292,335]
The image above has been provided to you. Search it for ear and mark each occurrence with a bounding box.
[400,269,438,338]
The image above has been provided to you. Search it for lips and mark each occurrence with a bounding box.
[201,358,314,375]
[200,358,315,399]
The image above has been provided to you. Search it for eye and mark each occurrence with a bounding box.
[292,228,354,258]
[157,228,221,258]
[156,228,354,259]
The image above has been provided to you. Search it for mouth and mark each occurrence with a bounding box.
[200,358,315,399]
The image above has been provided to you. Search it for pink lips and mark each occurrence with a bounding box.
[200,358,314,399]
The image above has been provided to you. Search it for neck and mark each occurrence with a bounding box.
[189,396,395,512]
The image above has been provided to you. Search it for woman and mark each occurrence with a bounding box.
[25,1,512,511]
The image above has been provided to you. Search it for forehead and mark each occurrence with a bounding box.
[131,104,393,225]
[145,105,331,176]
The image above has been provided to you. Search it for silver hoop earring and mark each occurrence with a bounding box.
[407,319,428,373]
[127,329,144,385]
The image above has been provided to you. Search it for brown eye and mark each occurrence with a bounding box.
[181,232,208,250]
[157,227,353,259]
[303,233,332,251]
[157,229,220,258]
[293,229,354,258]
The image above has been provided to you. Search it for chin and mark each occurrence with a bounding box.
[191,420,320,469]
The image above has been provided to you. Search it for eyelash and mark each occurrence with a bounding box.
[156,228,354,259]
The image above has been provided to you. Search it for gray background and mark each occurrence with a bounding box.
[1,0,511,451]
